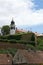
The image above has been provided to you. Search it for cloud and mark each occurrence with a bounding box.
[0,0,43,27]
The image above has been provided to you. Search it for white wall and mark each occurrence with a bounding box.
[10,29,15,35]
[0,28,2,35]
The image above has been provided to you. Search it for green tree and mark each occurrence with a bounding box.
[1,25,10,35]
[31,33,35,41]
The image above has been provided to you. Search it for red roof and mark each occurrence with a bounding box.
[16,29,27,33]
[13,50,43,64]
[0,54,12,64]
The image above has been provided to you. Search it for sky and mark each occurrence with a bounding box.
[0,0,43,33]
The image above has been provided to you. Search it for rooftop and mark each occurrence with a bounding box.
[13,49,43,64]
[0,54,12,64]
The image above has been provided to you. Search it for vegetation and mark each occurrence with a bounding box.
[0,31,43,50]
[0,32,36,46]
[1,25,10,35]
[0,48,17,54]
[37,37,43,50]
[31,33,35,41]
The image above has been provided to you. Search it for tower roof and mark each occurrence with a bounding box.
[11,19,15,24]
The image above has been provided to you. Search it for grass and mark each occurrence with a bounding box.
[36,38,43,50]
[0,48,17,54]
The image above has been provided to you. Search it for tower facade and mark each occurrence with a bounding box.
[10,19,16,35]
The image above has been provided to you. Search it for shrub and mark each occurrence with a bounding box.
[0,32,36,46]
[8,39,17,43]
[37,38,43,45]
[31,33,35,41]
[7,34,22,40]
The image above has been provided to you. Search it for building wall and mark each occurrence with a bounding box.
[10,29,15,35]
[0,28,1,34]
[0,28,2,35]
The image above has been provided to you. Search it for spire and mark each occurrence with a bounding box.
[11,18,15,24]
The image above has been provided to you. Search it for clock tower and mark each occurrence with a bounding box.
[10,19,16,35]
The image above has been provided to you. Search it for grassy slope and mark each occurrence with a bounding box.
[37,36,43,50]
[0,32,35,45]
[0,48,17,54]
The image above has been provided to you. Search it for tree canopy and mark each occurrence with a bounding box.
[1,25,10,35]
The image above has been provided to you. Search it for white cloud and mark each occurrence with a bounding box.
[0,0,43,27]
